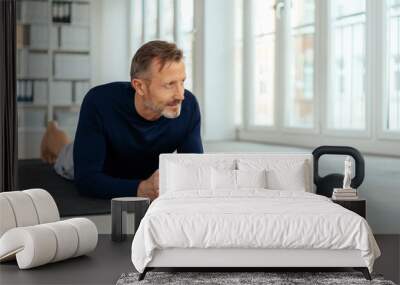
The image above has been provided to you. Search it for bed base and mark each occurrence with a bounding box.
[138,266,371,281]
[138,248,372,281]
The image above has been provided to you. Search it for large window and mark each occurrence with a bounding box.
[329,0,366,130]
[386,0,400,131]
[253,0,275,126]
[239,0,400,156]
[287,0,315,128]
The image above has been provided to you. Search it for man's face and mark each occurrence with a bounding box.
[138,58,186,119]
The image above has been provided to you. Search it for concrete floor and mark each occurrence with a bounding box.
[0,235,398,285]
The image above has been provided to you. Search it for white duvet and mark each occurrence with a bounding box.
[131,190,380,273]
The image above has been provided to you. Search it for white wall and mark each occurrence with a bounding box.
[91,0,131,86]
[198,0,236,141]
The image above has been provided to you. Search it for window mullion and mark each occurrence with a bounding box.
[314,0,326,134]
[141,0,147,42]
[378,0,386,136]
[275,0,290,130]
[192,0,204,127]
[366,0,376,139]
[319,0,331,133]
[157,0,163,39]
[129,0,143,53]
[173,0,182,46]
[243,0,256,129]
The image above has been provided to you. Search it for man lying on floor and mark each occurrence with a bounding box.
[40,40,203,201]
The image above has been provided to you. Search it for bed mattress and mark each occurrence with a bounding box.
[131,190,380,273]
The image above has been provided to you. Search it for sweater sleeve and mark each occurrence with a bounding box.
[177,95,204,154]
[73,90,140,199]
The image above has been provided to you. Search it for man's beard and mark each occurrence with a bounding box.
[143,99,182,119]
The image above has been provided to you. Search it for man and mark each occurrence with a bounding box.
[40,40,203,200]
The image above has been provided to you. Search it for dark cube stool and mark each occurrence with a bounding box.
[111,197,150,242]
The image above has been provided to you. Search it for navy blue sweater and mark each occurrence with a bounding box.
[73,82,203,198]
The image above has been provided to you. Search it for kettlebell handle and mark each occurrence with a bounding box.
[312,145,365,189]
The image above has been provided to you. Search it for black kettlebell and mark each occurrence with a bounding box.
[312,146,365,197]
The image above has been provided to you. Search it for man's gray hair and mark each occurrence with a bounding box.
[130,40,183,79]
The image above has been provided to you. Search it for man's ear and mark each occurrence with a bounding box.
[131,78,144,96]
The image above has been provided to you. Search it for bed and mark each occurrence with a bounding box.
[131,153,381,281]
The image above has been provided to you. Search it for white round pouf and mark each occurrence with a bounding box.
[1,191,39,227]
[0,189,98,269]
[0,226,57,269]
[64,218,98,257]
[42,221,79,262]
[0,196,17,237]
[23,188,60,224]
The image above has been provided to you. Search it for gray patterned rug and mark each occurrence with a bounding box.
[116,271,396,285]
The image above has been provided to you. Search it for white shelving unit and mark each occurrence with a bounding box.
[16,0,92,159]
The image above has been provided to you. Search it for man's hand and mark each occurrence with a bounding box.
[137,170,159,201]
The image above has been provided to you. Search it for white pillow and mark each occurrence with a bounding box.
[267,167,306,191]
[211,168,236,190]
[166,162,211,191]
[236,169,267,188]
[211,169,268,190]
[237,158,309,192]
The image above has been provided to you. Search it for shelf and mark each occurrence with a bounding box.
[17,20,49,26]
[17,76,49,80]
[18,127,46,133]
[18,103,47,108]
[51,22,89,28]
[17,0,91,159]
[52,0,91,3]
[53,77,91,81]
[17,47,49,53]
[17,45,89,55]
[53,104,81,110]
[17,102,84,111]
[60,0,91,3]
[53,49,90,54]
[52,78,90,82]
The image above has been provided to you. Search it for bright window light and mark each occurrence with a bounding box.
[253,0,275,126]
[328,0,366,130]
[287,0,315,128]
